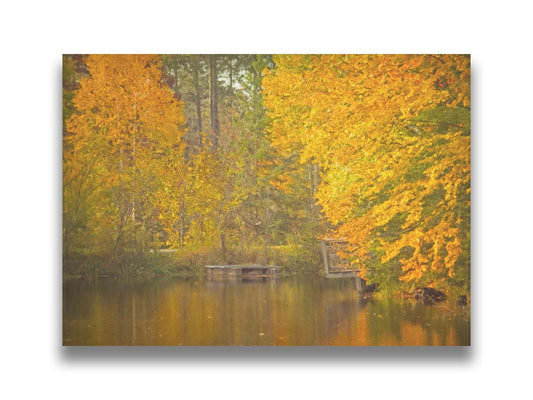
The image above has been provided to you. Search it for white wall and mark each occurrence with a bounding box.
[1,1,532,399]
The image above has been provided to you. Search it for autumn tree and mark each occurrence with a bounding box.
[156,54,328,268]
[263,54,470,291]
[64,55,186,268]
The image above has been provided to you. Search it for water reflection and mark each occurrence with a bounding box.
[63,277,470,346]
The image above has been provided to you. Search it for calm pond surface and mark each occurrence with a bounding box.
[63,277,470,346]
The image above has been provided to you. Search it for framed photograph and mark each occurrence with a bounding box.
[62,54,470,346]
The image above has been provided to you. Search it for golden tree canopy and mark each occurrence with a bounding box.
[263,54,470,285]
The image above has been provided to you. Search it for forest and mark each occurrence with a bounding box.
[63,54,470,295]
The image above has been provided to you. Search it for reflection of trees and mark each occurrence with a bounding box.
[63,278,469,346]
[320,280,367,344]
[362,299,470,345]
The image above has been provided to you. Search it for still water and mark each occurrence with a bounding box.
[63,277,470,346]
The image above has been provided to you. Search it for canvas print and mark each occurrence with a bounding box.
[63,54,470,346]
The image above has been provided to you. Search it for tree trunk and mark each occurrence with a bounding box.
[209,55,219,148]
[193,58,202,135]
[220,232,227,264]
[228,57,233,108]
[179,206,184,247]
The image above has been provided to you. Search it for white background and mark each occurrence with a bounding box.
[1,1,532,399]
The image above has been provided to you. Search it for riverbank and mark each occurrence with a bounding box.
[63,244,323,280]
[63,247,469,306]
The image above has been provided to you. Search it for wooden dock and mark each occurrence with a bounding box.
[321,239,365,291]
[205,264,281,281]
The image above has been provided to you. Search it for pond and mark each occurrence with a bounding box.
[63,277,470,346]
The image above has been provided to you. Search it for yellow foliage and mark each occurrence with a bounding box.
[263,54,470,285]
[64,55,187,252]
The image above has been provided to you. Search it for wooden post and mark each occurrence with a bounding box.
[355,276,364,292]
[321,240,329,276]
